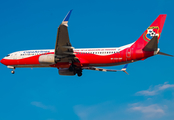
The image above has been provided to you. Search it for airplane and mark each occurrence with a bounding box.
[0,10,173,77]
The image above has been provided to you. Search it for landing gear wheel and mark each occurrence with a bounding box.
[77,69,82,77]
[77,72,82,77]
[11,70,15,74]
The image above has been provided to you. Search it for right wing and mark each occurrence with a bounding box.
[83,64,129,75]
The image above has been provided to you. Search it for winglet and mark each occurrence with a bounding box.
[62,10,73,26]
[121,64,129,75]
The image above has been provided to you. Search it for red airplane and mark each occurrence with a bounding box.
[0,10,173,76]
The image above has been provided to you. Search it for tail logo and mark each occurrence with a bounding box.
[143,26,160,42]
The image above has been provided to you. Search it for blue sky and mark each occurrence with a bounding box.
[0,0,174,120]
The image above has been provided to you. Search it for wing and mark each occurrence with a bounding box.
[55,10,78,62]
[83,64,129,75]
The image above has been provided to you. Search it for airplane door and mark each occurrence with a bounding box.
[126,47,131,61]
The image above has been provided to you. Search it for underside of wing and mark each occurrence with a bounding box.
[54,10,78,63]
[82,64,129,74]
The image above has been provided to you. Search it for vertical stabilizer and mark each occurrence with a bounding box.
[131,15,166,49]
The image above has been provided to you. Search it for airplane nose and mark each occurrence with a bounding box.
[0,59,5,65]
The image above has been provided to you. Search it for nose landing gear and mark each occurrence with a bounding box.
[11,70,15,74]
[11,67,15,74]
[7,66,15,74]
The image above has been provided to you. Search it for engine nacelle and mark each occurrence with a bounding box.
[59,68,76,76]
[39,54,55,64]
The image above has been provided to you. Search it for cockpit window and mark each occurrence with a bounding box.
[6,54,10,57]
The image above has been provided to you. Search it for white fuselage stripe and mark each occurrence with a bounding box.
[3,42,134,60]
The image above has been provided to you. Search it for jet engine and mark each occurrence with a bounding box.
[59,68,76,76]
[39,54,55,64]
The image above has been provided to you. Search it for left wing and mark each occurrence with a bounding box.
[54,10,78,62]
[83,64,129,75]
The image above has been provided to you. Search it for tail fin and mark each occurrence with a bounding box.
[132,15,167,49]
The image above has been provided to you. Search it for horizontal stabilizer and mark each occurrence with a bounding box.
[158,51,173,57]
[143,36,158,51]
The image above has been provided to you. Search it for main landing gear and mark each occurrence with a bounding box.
[76,69,82,77]
[68,64,83,77]
[69,65,75,72]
